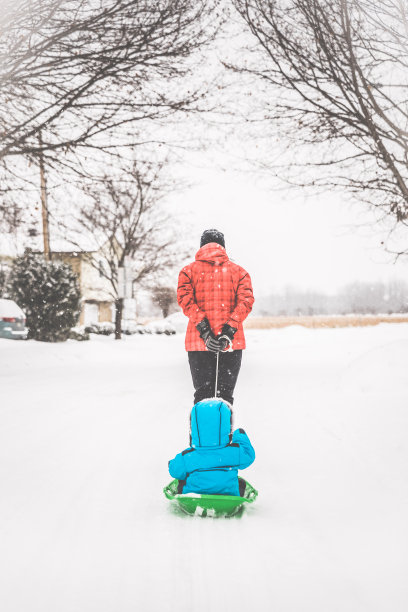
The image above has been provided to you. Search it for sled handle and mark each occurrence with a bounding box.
[244,486,258,502]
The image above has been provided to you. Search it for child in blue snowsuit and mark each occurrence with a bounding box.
[168,399,255,496]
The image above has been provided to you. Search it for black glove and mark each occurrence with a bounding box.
[218,323,237,352]
[196,318,220,353]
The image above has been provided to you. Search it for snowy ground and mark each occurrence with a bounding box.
[1,325,408,612]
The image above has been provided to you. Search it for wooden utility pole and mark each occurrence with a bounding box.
[38,131,51,260]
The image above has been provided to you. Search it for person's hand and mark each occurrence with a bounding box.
[196,318,221,352]
[218,324,237,352]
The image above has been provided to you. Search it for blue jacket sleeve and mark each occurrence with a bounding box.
[232,428,255,469]
[168,452,187,480]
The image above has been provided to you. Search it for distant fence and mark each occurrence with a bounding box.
[244,315,408,329]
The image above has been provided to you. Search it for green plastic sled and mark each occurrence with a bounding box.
[163,478,258,517]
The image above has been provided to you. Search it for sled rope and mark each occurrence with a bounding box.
[215,351,219,398]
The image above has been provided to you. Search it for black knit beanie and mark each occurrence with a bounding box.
[200,229,225,248]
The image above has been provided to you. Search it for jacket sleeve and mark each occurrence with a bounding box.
[168,452,187,480]
[232,428,255,470]
[177,268,206,325]
[227,268,255,329]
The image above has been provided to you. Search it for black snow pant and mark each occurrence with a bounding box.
[188,350,243,406]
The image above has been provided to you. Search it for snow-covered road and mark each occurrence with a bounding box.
[1,325,408,612]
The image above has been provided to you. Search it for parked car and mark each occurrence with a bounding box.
[0,299,28,340]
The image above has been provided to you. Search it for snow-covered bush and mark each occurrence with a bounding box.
[69,326,90,341]
[8,251,81,342]
[143,319,176,335]
[84,321,115,335]
[163,312,187,333]
[121,321,146,335]
[84,318,178,337]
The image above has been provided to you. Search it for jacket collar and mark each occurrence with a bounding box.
[195,243,229,265]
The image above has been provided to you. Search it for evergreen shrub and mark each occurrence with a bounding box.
[8,251,81,342]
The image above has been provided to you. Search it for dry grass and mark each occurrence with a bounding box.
[244,315,408,329]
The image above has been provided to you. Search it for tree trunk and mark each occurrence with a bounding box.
[114,297,123,340]
[38,132,51,261]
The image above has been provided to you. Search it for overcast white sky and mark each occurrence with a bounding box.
[171,161,408,297]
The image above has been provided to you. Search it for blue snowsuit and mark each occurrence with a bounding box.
[168,399,255,496]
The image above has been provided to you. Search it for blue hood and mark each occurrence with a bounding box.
[190,399,232,448]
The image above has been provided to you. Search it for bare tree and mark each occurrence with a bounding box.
[231,0,408,227]
[0,0,217,164]
[152,285,178,318]
[68,160,182,339]
[0,0,219,237]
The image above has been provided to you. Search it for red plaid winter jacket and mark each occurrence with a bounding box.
[177,243,254,351]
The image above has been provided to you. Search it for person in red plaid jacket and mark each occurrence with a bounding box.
[177,229,254,405]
